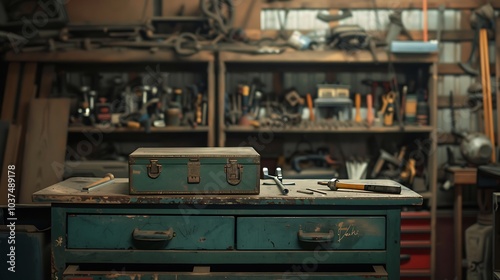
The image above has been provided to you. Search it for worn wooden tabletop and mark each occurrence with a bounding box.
[33,177,422,206]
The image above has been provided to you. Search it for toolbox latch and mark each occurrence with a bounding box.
[187,158,201,184]
[225,159,243,186]
[147,159,162,179]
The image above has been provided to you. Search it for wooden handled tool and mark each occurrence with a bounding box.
[318,179,401,194]
[355,93,362,123]
[306,93,314,121]
[366,94,373,126]
[81,173,115,191]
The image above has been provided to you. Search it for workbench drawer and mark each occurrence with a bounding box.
[67,215,234,250]
[236,217,385,250]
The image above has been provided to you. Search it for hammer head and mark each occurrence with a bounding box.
[328,178,339,191]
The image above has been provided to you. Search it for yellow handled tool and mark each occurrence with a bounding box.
[355,93,362,123]
[317,179,401,194]
[81,173,115,192]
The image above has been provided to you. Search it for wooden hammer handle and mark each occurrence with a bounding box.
[82,173,115,191]
[336,182,401,194]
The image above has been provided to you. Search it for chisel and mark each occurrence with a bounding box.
[317,179,401,194]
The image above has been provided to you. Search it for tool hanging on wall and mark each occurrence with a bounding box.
[479,27,496,162]
[458,3,495,76]
[448,90,493,166]
[385,9,413,47]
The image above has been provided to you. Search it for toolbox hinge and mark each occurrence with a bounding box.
[225,159,243,186]
[147,159,162,179]
[187,158,201,183]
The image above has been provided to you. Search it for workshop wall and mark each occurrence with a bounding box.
[256,6,497,208]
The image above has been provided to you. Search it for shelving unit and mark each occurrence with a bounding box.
[218,48,439,279]
[68,126,210,133]
[4,49,216,148]
[225,125,434,133]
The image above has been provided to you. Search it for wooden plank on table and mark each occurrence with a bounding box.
[1,63,21,122]
[0,125,22,204]
[19,99,70,204]
[38,65,55,98]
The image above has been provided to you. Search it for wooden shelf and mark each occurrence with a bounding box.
[220,50,438,64]
[68,126,210,133]
[438,63,496,75]
[4,49,214,63]
[225,125,434,133]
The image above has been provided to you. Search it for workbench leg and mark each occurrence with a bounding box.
[386,208,401,280]
[454,184,463,280]
[51,207,66,280]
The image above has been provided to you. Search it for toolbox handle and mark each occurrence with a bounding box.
[298,229,334,243]
[132,228,174,243]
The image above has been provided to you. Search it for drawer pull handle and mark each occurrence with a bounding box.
[133,228,174,241]
[298,229,334,243]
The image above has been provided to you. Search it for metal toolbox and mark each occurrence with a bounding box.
[128,147,260,194]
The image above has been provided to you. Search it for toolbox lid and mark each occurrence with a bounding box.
[129,147,260,158]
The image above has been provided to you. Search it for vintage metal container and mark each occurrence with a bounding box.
[129,147,260,194]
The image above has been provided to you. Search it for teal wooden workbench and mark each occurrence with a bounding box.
[33,177,422,280]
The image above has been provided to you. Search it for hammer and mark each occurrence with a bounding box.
[317,179,401,194]
[81,173,115,192]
